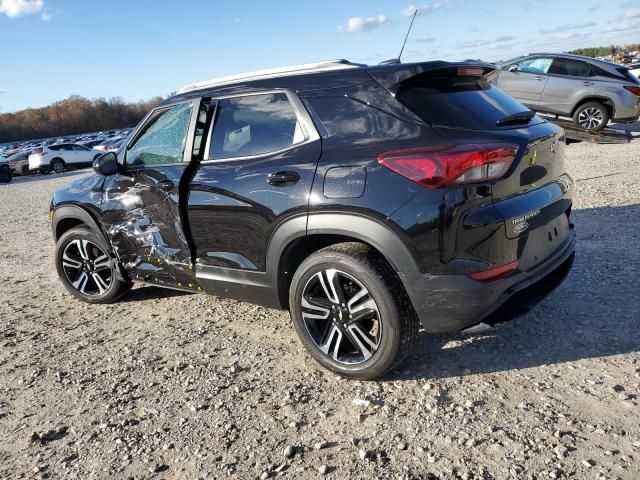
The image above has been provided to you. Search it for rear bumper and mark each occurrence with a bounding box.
[400,225,575,333]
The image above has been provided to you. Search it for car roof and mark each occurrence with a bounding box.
[166,59,496,106]
[528,52,623,68]
[176,59,363,94]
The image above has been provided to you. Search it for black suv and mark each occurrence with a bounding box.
[50,60,575,379]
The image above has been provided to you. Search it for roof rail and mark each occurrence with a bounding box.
[177,59,363,94]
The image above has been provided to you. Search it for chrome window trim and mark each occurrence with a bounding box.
[201,89,319,164]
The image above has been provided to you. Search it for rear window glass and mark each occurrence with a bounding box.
[617,67,640,84]
[396,72,532,130]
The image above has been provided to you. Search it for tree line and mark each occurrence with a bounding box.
[567,43,640,58]
[0,95,163,143]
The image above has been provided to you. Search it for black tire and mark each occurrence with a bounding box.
[573,102,609,131]
[21,165,30,176]
[55,227,130,304]
[289,242,419,380]
[0,166,12,183]
[51,158,65,174]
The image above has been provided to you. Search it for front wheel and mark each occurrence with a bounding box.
[573,102,609,131]
[289,243,419,380]
[55,227,130,303]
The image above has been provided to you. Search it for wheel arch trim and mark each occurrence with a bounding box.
[570,96,615,118]
[52,204,107,244]
[267,212,420,308]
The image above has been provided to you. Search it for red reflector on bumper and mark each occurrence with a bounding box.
[468,260,519,281]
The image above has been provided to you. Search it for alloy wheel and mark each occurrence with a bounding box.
[62,239,113,296]
[52,161,64,174]
[578,107,604,130]
[301,269,382,364]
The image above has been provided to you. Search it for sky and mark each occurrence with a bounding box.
[1,0,639,113]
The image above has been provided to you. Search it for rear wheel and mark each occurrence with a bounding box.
[51,158,65,174]
[0,166,12,183]
[21,165,30,176]
[55,227,130,303]
[289,243,419,380]
[573,102,609,131]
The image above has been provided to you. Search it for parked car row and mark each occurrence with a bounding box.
[0,127,131,177]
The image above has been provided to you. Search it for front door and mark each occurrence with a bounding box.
[497,57,553,107]
[101,99,202,289]
[187,91,321,301]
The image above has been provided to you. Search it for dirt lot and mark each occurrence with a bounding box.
[1,139,639,480]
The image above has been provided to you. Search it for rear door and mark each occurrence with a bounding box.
[497,57,553,107]
[72,144,96,165]
[57,144,78,164]
[101,99,203,289]
[542,57,595,115]
[187,91,321,302]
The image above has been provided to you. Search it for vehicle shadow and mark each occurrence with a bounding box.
[8,170,89,185]
[386,203,640,381]
[119,285,194,303]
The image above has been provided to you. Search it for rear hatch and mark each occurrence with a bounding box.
[372,62,573,272]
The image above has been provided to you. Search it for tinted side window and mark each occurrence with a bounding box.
[49,145,62,151]
[127,103,193,167]
[516,57,553,74]
[549,58,591,77]
[210,93,304,160]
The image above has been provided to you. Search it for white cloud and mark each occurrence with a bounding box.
[539,22,597,34]
[601,22,640,33]
[457,35,514,49]
[402,1,449,17]
[40,8,50,20]
[337,14,389,34]
[552,31,586,40]
[624,7,640,18]
[0,0,44,18]
[413,37,436,44]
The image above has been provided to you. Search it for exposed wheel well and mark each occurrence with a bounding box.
[571,98,614,118]
[50,157,65,165]
[277,234,395,308]
[54,217,87,241]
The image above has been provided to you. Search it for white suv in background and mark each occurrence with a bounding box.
[29,144,101,174]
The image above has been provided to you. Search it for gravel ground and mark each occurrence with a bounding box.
[0,139,639,480]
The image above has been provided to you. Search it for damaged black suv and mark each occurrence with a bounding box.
[50,60,575,379]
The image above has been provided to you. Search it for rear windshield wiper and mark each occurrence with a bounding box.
[496,110,535,127]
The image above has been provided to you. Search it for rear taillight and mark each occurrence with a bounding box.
[377,144,518,189]
[468,260,519,281]
[624,85,640,96]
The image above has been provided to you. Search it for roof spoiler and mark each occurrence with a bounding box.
[367,61,498,95]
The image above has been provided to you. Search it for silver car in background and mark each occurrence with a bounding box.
[494,53,640,131]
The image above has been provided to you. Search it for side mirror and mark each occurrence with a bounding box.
[508,64,518,72]
[93,152,118,176]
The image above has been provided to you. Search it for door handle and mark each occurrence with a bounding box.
[582,81,594,86]
[267,171,300,185]
[534,76,545,81]
[157,179,175,192]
